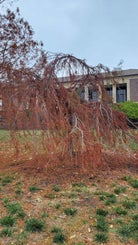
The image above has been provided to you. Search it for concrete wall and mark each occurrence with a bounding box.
[130,78,138,102]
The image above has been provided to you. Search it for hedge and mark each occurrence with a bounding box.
[115,101,138,120]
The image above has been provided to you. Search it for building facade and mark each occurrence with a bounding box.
[60,69,138,103]
[0,69,138,128]
[104,69,138,103]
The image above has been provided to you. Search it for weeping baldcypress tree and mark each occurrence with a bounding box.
[1,8,136,172]
[2,53,132,171]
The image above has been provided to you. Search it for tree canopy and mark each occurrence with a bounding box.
[0,7,47,83]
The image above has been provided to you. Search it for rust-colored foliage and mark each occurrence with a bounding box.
[0,8,46,83]
[0,8,137,172]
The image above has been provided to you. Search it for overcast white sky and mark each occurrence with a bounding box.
[3,0,138,70]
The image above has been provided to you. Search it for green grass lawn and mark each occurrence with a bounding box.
[0,130,10,142]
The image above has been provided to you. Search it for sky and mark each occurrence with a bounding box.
[2,0,138,70]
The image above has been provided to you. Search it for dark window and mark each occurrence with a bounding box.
[88,88,98,102]
[106,86,112,97]
[76,87,85,100]
[116,83,127,102]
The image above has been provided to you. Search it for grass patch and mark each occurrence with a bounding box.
[3,197,10,206]
[25,218,45,232]
[0,227,13,237]
[51,226,62,233]
[117,223,132,240]
[132,214,138,221]
[0,216,16,227]
[69,191,78,198]
[53,232,66,244]
[121,175,132,181]
[41,211,48,219]
[29,185,42,193]
[117,220,138,242]
[0,130,10,142]
[130,141,138,151]
[129,179,138,189]
[72,182,86,187]
[55,203,61,209]
[122,199,136,209]
[105,193,117,205]
[64,207,77,216]
[97,191,117,204]
[95,216,108,232]
[99,195,106,201]
[114,186,126,194]
[1,176,13,186]
[52,185,61,192]
[15,188,24,196]
[14,231,28,244]
[94,232,109,243]
[122,176,138,189]
[45,193,56,199]
[114,218,123,225]
[6,202,26,218]
[114,206,127,215]
[96,209,108,217]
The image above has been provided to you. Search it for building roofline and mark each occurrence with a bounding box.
[113,69,138,77]
[58,69,138,83]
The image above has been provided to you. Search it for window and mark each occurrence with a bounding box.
[76,87,85,100]
[106,86,112,97]
[88,88,98,102]
[116,83,127,102]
